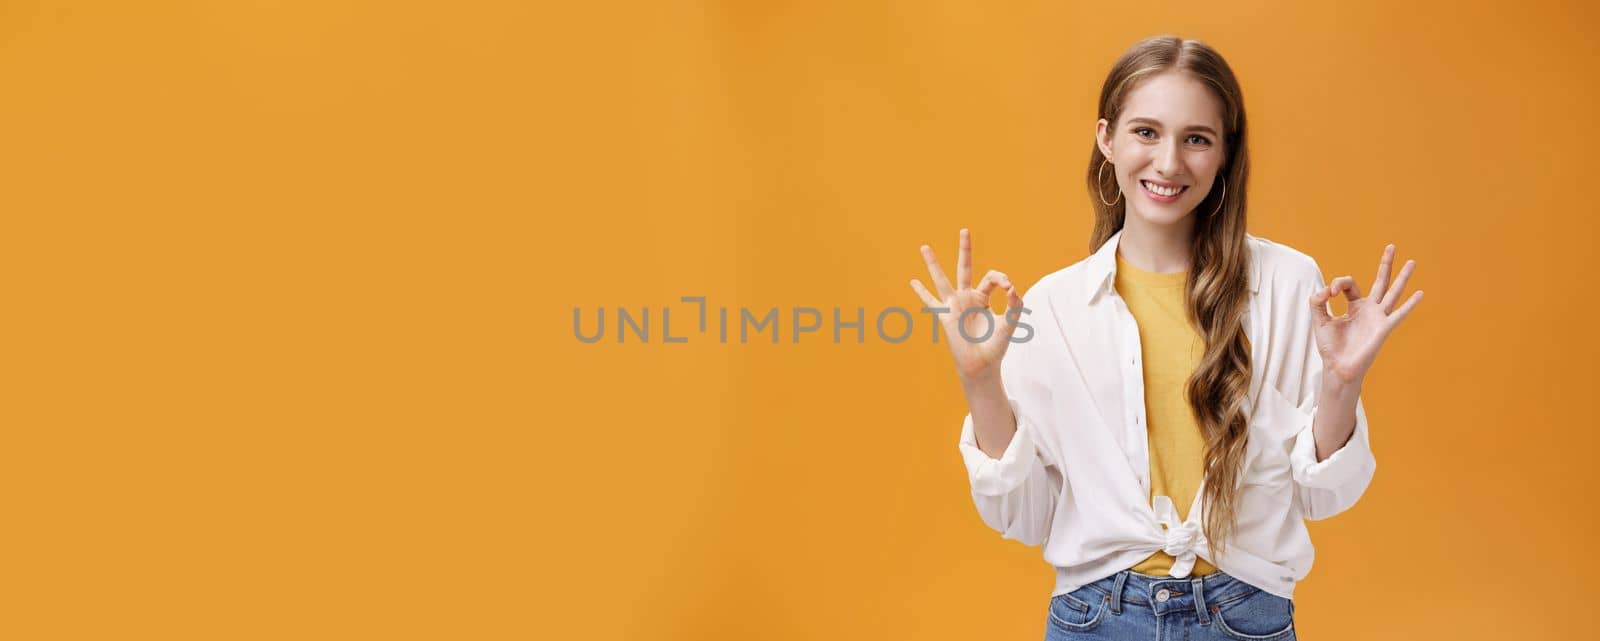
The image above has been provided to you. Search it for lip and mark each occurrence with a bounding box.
[1139,179,1188,204]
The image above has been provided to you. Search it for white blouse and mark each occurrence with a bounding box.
[957,228,1376,600]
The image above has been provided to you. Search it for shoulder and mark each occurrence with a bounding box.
[1247,233,1323,293]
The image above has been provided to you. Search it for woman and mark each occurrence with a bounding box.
[908,36,1423,640]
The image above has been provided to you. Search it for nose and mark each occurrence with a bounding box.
[1154,138,1184,178]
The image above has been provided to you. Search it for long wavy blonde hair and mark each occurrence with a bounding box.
[1085,36,1253,558]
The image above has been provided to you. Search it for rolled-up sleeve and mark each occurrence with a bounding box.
[1289,392,1377,520]
[957,402,1059,545]
[1290,396,1375,490]
[1287,260,1378,520]
[959,398,1045,496]
[955,332,1060,546]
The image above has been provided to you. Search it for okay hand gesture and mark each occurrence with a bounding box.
[1311,244,1425,386]
[910,228,1025,384]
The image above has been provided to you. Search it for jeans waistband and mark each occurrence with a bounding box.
[1076,569,1262,620]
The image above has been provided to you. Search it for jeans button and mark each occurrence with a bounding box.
[1155,589,1170,602]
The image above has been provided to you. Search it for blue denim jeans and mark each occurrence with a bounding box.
[1044,569,1296,640]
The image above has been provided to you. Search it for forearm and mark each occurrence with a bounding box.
[1310,372,1362,462]
[962,373,1017,459]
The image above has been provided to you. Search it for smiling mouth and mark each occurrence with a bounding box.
[1140,180,1187,197]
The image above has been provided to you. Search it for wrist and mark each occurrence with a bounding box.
[1320,368,1362,400]
[959,370,1005,399]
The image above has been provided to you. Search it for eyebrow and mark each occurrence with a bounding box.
[1126,117,1219,137]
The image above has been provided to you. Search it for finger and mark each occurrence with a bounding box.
[975,269,1010,298]
[1000,284,1025,338]
[1388,290,1424,326]
[1371,244,1395,302]
[1309,282,1334,324]
[1330,275,1363,301]
[957,228,973,291]
[920,244,954,298]
[1381,259,1417,312]
[909,278,941,307]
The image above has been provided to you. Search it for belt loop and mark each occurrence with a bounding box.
[1110,571,1128,615]
[1192,577,1209,624]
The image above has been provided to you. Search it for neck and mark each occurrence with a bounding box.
[1117,213,1195,274]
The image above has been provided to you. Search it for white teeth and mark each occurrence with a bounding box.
[1142,180,1183,197]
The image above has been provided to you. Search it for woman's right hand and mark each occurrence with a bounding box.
[909,228,1025,385]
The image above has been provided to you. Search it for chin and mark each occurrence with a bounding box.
[1127,203,1195,226]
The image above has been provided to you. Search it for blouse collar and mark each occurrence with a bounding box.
[1082,227,1262,304]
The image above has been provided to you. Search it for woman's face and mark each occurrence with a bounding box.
[1096,71,1227,227]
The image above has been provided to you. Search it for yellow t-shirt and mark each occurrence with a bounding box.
[1114,250,1219,577]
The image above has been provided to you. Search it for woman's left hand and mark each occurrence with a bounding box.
[1310,244,1425,387]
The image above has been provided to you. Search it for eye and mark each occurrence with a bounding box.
[1186,134,1212,145]
[1133,127,1157,139]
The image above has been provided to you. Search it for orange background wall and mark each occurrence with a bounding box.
[2,1,1595,639]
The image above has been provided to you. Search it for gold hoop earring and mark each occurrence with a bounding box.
[1207,176,1227,217]
[1097,158,1121,206]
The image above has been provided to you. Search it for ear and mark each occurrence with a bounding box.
[1095,118,1114,159]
